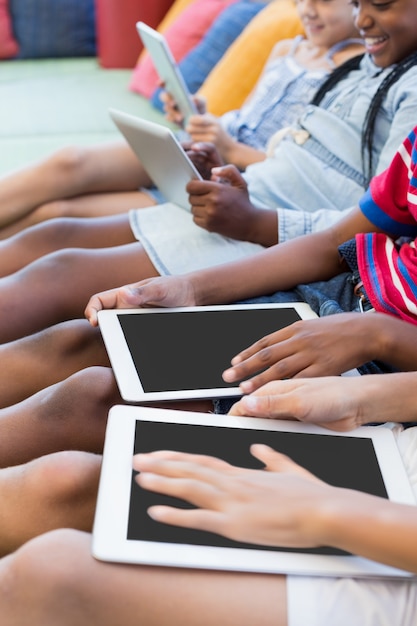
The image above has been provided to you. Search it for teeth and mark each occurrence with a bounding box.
[364,36,386,45]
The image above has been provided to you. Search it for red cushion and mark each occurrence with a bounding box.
[129,0,238,98]
[0,0,19,58]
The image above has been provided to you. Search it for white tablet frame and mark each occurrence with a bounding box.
[98,303,318,403]
[92,405,416,579]
[136,21,198,121]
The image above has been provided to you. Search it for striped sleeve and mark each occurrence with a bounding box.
[359,128,417,238]
[357,232,417,323]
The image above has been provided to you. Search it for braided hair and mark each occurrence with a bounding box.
[310,51,417,187]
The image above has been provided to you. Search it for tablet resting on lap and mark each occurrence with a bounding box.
[92,405,416,579]
[97,303,318,403]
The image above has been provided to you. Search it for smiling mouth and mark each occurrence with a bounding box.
[363,35,388,47]
[304,22,324,30]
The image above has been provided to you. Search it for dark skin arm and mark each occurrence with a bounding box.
[86,207,377,314]
[87,208,417,378]
[188,206,378,305]
[222,311,417,391]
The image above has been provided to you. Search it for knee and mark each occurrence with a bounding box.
[49,145,92,182]
[36,319,109,370]
[43,319,104,356]
[20,216,85,246]
[28,146,95,223]
[31,199,79,222]
[16,249,82,304]
[0,529,92,617]
[35,247,81,279]
[27,451,102,527]
[51,366,120,418]
[37,366,120,451]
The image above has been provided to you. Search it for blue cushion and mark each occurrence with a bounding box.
[10,0,96,58]
[151,0,267,112]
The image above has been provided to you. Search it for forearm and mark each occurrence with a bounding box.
[190,228,344,305]
[229,373,417,429]
[350,372,417,426]
[223,141,266,170]
[317,489,417,574]
[248,209,279,247]
[363,314,417,371]
[191,205,373,304]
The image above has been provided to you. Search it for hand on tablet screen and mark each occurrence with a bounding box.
[229,372,417,431]
[133,444,331,550]
[227,377,369,431]
[187,165,273,244]
[183,141,224,179]
[222,313,374,392]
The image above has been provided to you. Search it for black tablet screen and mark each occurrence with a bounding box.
[117,307,301,392]
[127,420,387,556]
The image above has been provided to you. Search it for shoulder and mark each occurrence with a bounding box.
[268,38,300,61]
[383,61,417,89]
[332,44,365,68]
[384,63,417,107]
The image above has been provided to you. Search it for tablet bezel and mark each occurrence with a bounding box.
[136,21,198,121]
[97,303,319,403]
[108,108,202,211]
[92,405,416,579]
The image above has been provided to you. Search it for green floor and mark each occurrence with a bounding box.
[0,57,169,176]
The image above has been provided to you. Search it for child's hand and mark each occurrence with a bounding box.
[162,91,206,126]
[182,141,224,179]
[229,372,417,433]
[186,114,236,159]
[161,89,184,125]
[228,377,370,431]
[133,444,332,549]
[84,276,197,326]
[222,313,373,393]
[186,165,269,242]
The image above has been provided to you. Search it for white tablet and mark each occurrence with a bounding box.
[136,21,198,121]
[109,108,202,211]
[97,303,318,403]
[92,404,416,578]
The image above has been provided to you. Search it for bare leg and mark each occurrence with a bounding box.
[0,242,159,343]
[0,141,151,231]
[0,452,101,556]
[0,320,108,407]
[0,366,121,467]
[0,529,287,626]
[0,213,136,277]
[0,319,213,415]
[0,189,158,239]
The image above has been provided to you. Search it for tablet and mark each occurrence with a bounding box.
[109,108,202,211]
[97,302,318,403]
[92,404,416,578]
[136,21,198,121]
